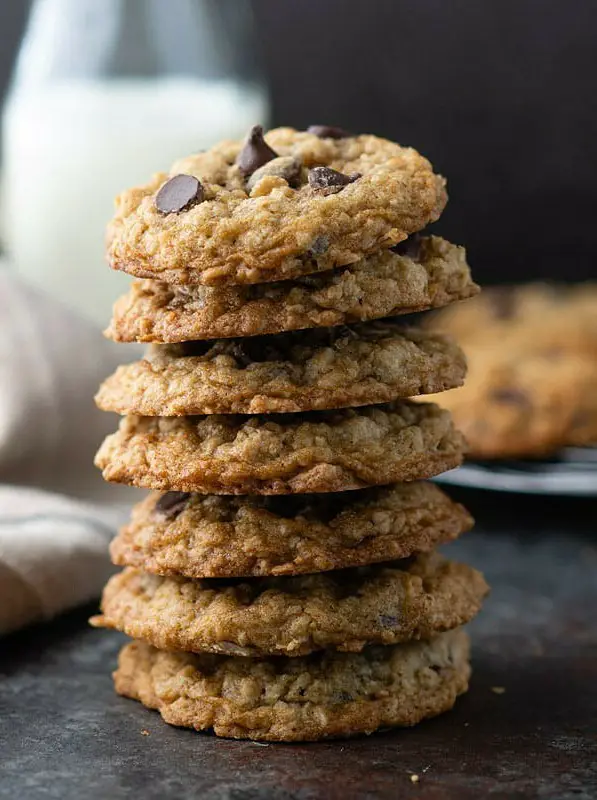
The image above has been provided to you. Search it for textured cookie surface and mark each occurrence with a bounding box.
[92,553,487,657]
[96,323,466,416]
[114,629,470,741]
[105,236,478,343]
[107,127,446,286]
[426,283,597,457]
[94,402,466,494]
[110,482,473,578]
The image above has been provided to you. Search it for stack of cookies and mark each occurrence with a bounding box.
[92,125,488,742]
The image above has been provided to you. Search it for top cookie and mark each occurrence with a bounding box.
[107,126,447,286]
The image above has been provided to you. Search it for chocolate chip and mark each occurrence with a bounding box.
[378,614,399,628]
[390,233,422,260]
[236,125,278,177]
[154,491,191,519]
[246,155,303,191]
[490,388,532,407]
[308,166,358,195]
[155,175,204,214]
[307,125,351,139]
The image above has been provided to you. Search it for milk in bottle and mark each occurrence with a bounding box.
[1,0,269,324]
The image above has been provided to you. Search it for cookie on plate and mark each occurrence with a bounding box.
[105,236,478,343]
[96,323,466,416]
[94,402,466,494]
[107,126,447,286]
[427,282,597,354]
[110,482,473,578]
[425,346,597,458]
[425,283,597,457]
[114,628,470,741]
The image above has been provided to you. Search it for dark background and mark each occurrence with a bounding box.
[1,0,596,284]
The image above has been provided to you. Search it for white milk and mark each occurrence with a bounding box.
[1,78,267,325]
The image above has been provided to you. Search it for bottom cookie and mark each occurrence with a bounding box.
[114,629,470,741]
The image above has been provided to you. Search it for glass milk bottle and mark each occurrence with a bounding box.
[1,0,269,325]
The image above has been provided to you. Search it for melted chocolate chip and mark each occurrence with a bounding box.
[390,233,422,260]
[155,175,204,214]
[307,125,351,139]
[236,125,278,177]
[154,491,191,519]
[490,388,532,407]
[308,166,358,195]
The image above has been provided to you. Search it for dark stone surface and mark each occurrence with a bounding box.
[1,490,596,799]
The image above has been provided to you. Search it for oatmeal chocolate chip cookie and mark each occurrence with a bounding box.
[424,282,597,457]
[107,126,447,286]
[424,346,597,458]
[427,282,597,354]
[91,553,487,657]
[110,482,474,578]
[114,629,471,741]
[105,235,477,343]
[95,324,466,416]
[94,402,466,494]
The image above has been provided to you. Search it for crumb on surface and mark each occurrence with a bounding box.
[491,686,506,695]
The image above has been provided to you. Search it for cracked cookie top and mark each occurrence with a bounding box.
[107,126,447,286]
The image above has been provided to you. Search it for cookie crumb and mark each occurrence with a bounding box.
[491,686,506,695]
[140,729,150,736]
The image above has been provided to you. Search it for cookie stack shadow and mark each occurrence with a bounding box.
[91,125,488,742]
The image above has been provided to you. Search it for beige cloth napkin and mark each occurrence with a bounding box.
[0,269,135,636]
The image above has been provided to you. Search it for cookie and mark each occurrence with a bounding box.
[105,236,478,343]
[425,346,597,458]
[95,323,466,416]
[114,629,470,741]
[94,402,466,494]
[425,283,597,457]
[110,482,473,578]
[107,126,447,286]
[427,282,597,354]
[91,552,487,657]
